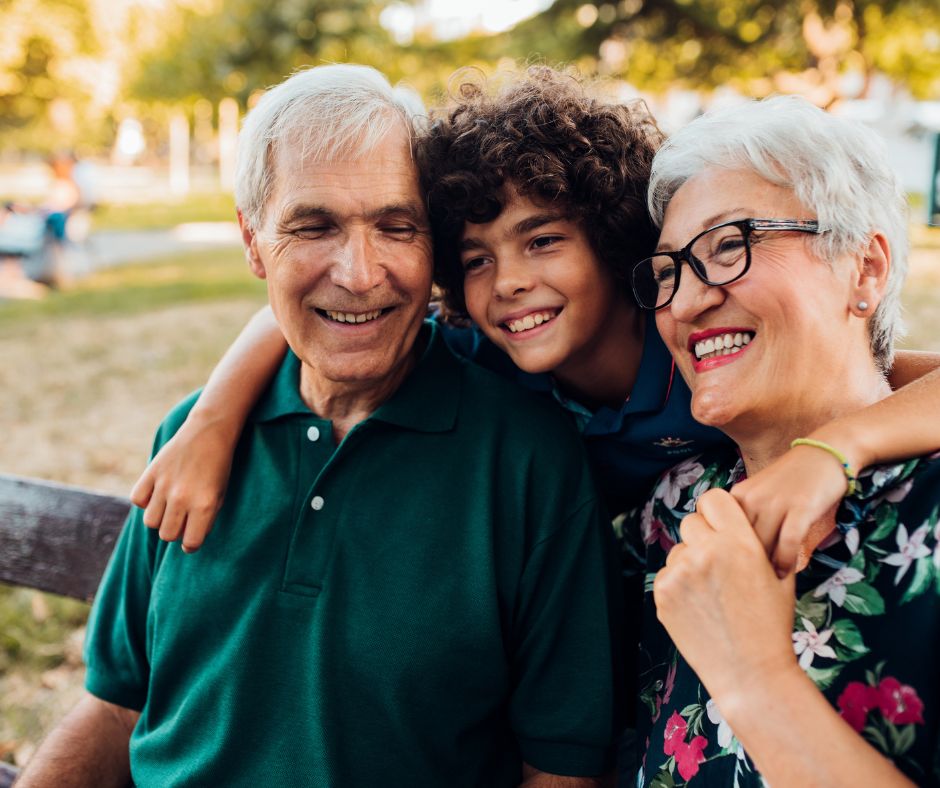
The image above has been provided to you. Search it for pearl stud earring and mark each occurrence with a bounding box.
[857,301,869,311]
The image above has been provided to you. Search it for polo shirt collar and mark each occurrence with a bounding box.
[252,319,459,434]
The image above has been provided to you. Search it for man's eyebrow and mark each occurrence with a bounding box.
[365,203,427,224]
[655,208,747,252]
[279,204,333,225]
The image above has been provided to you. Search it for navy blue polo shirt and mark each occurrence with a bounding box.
[437,313,728,514]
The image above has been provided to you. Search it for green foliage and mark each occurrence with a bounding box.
[131,0,400,106]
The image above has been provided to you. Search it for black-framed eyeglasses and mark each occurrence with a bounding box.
[631,218,822,310]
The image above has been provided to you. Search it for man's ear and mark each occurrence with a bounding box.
[849,231,890,318]
[238,209,267,280]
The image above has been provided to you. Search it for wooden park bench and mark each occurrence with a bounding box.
[0,472,130,786]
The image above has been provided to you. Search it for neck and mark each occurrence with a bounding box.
[553,298,645,411]
[732,369,892,478]
[299,350,419,443]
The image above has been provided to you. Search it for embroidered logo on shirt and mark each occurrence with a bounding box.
[654,437,696,449]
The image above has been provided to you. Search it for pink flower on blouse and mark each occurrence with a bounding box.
[837,681,879,732]
[675,735,708,781]
[663,711,687,757]
[876,677,925,725]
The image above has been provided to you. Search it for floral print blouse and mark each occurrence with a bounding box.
[627,446,940,787]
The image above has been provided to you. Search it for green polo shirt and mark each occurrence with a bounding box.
[84,321,622,788]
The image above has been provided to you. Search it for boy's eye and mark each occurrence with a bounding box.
[462,256,489,272]
[531,235,563,250]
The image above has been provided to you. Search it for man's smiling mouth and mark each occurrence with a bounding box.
[317,308,392,324]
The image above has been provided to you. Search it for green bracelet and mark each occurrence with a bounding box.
[790,438,859,496]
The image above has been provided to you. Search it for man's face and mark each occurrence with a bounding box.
[241,128,433,393]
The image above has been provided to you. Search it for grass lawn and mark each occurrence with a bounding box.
[91,192,237,231]
[0,229,937,768]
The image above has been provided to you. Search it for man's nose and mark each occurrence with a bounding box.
[492,255,535,300]
[330,231,386,294]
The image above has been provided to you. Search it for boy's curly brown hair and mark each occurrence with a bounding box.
[417,66,664,316]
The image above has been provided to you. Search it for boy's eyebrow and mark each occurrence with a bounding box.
[459,211,570,252]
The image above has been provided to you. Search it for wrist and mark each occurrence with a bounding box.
[806,420,872,479]
[710,658,809,735]
[185,401,244,440]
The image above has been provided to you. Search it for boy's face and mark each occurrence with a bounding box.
[459,187,626,378]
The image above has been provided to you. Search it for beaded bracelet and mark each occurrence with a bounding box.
[790,438,858,496]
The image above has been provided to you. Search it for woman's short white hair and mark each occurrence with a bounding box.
[235,64,426,229]
[648,95,908,372]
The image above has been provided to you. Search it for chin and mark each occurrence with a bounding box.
[690,389,739,429]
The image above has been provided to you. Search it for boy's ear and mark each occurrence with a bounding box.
[238,209,266,280]
[850,231,890,317]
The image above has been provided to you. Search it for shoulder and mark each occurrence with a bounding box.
[151,389,203,452]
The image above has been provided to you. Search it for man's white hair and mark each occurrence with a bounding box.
[235,64,427,229]
[648,95,908,372]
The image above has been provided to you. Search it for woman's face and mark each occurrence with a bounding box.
[654,167,868,434]
[460,188,632,378]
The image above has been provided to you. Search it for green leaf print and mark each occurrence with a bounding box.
[806,663,843,690]
[651,769,676,788]
[842,582,886,616]
[831,618,870,660]
[900,557,934,604]
[795,591,828,629]
[863,723,890,752]
[869,504,899,543]
[893,723,917,755]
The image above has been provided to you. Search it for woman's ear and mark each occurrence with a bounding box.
[849,232,890,318]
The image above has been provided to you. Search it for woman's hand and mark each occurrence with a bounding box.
[130,411,239,552]
[730,443,846,577]
[653,488,801,708]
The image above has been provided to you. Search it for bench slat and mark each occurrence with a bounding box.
[0,474,130,602]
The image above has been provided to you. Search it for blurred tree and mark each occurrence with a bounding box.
[0,0,107,151]
[486,0,940,102]
[131,0,401,107]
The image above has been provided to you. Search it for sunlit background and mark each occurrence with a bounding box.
[1,0,939,771]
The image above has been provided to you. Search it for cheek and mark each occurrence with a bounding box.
[462,276,490,323]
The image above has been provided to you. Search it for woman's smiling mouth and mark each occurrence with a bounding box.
[688,328,756,371]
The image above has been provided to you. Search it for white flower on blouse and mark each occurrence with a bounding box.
[845,527,860,556]
[881,523,932,584]
[656,460,706,510]
[813,567,865,607]
[706,699,746,760]
[792,618,837,670]
[933,521,940,571]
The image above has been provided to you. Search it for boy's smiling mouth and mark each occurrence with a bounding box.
[501,308,561,334]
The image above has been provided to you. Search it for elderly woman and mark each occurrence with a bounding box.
[631,96,939,787]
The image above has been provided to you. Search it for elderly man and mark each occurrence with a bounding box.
[18,66,620,787]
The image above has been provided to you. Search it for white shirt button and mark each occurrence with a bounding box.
[307,426,320,442]
[310,496,325,511]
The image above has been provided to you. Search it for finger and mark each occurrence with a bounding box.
[696,488,753,534]
[678,513,712,547]
[663,541,687,569]
[141,490,167,530]
[750,508,783,561]
[180,507,215,553]
[770,511,806,578]
[130,467,156,509]
[158,500,187,543]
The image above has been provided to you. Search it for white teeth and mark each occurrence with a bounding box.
[506,311,558,334]
[325,309,383,324]
[694,331,755,361]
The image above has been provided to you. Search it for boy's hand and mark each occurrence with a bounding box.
[729,443,847,576]
[130,413,236,552]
